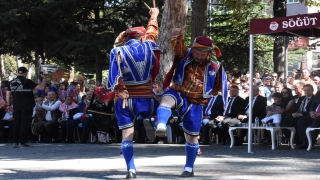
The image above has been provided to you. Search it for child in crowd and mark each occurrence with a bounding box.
[259,92,284,143]
[58,83,67,102]
[43,86,51,99]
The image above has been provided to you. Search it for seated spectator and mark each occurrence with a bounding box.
[75,82,85,102]
[263,76,273,104]
[30,92,46,142]
[0,94,13,143]
[290,69,314,86]
[263,76,272,87]
[254,78,271,100]
[34,91,62,142]
[58,83,67,102]
[66,91,93,143]
[215,86,245,145]
[38,78,58,97]
[67,82,84,104]
[239,83,249,99]
[297,89,320,149]
[168,111,185,144]
[87,86,115,144]
[260,93,284,143]
[282,84,314,143]
[227,73,233,85]
[231,78,242,89]
[241,71,250,83]
[273,82,283,93]
[201,93,223,145]
[288,69,298,83]
[262,71,269,78]
[232,67,243,79]
[271,72,279,83]
[41,86,51,99]
[313,76,320,89]
[76,76,89,93]
[58,96,78,142]
[0,104,14,143]
[254,72,261,79]
[261,93,284,125]
[88,80,96,90]
[293,82,305,97]
[281,87,295,114]
[236,85,267,144]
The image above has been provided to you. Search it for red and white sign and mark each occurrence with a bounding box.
[269,21,279,31]
[250,12,320,36]
[288,37,309,50]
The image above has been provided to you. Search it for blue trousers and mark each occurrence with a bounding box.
[66,117,93,142]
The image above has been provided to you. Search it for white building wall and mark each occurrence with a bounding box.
[287,1,320,71]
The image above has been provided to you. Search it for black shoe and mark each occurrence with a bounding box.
[52,139,61,143]
[201,138,210,145]
[298,141,308,149]
[180,170,194,178]
[221,138,226,145]
[19,143,31,148]
[126,171,137,179]
[134,138,145,144]
[90,141,98,144]
[234,139,243,146]
[45,139,52,143]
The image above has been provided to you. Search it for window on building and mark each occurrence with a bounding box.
[312,52,320,70]
[287,0,299,3]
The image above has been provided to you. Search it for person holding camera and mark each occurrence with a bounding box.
[58,96,78,142]
[6,67,48,148]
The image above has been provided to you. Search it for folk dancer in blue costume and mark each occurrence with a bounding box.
[155,28,228,178]
[107,8,160,179]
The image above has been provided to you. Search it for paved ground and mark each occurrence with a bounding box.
[0,142,320,180]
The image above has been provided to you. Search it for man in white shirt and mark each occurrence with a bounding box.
[34,91,62,143]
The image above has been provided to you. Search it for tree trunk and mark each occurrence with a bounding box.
[0,54,5,81]
[94,7,103,86]
[157,0,188,89]
[27,63,33,80]
[191,0,208,41]
[16,56,23,69]
[273,0,286,77]
[35,54,41,83]
[95,50,103,85]
[68,66,75,84]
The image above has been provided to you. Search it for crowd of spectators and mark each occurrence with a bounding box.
[0,67,320,150]
[0,75,117,145]
[200,67,320,149]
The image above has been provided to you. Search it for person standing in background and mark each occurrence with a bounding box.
[6,67,48,148]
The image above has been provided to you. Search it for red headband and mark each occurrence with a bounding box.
[126,26,146,37]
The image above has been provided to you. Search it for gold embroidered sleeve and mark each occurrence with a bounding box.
[171,35,188,60]
[146,15,158,43]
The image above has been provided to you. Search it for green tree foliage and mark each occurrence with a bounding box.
[209,1,273,73]
[0,0,164,81]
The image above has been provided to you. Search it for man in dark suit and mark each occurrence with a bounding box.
[297,89,320,149]
[215,86,245,145]
[201,94,223,145]
[66,91,93,143]
[282,84,314,143]
[237,85,267,143]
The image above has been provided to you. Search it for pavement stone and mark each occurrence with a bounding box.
[0,142,320,180]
